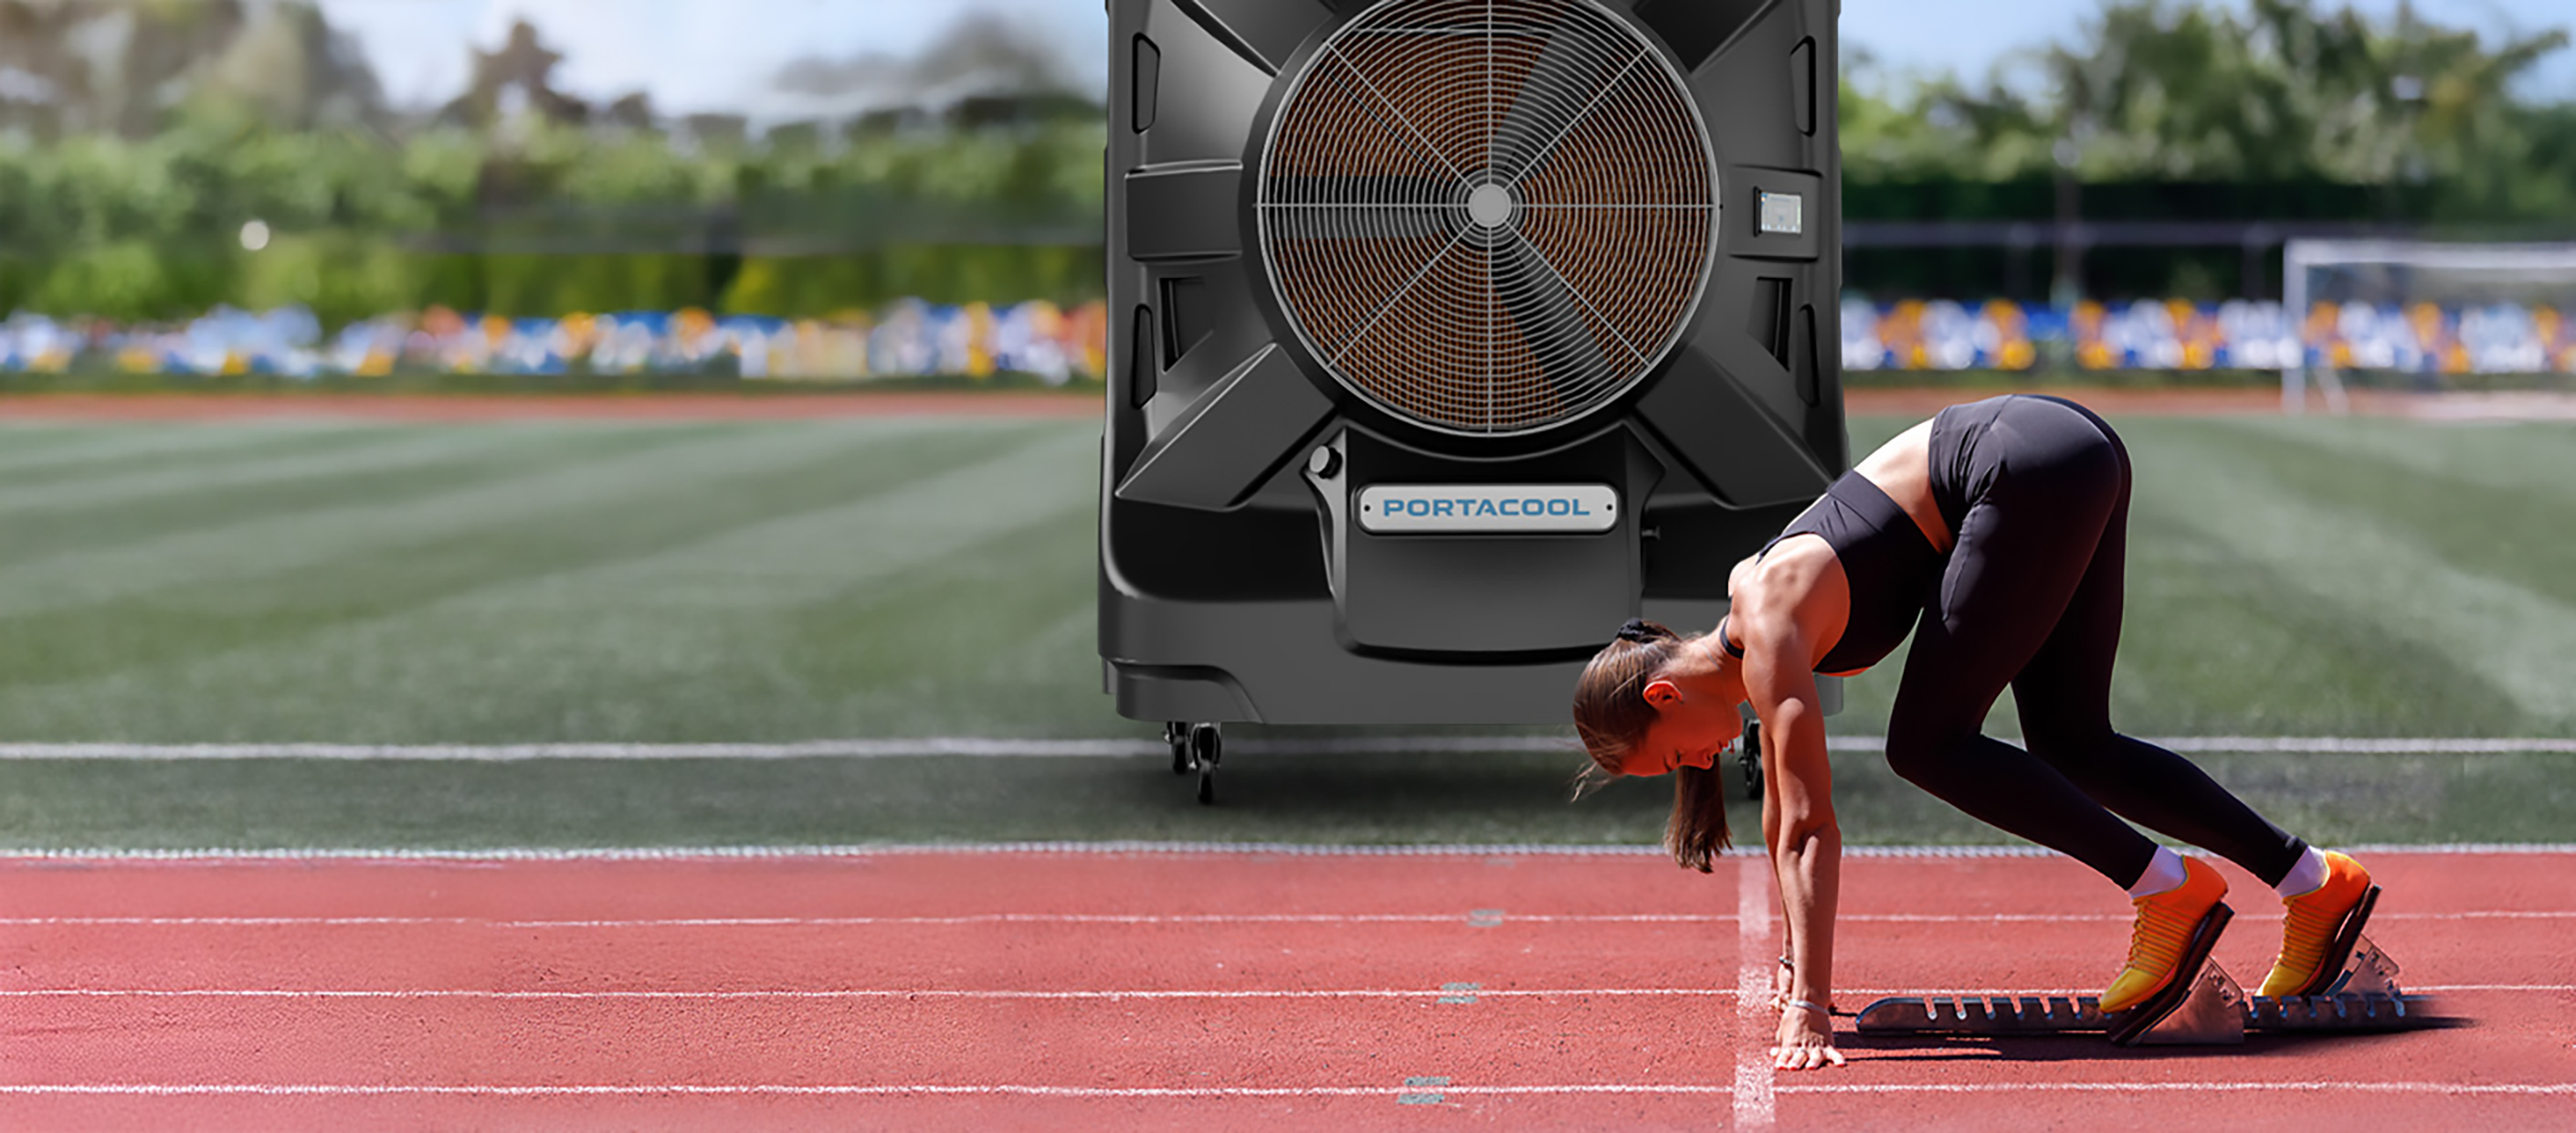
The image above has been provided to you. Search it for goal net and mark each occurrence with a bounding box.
[2283,239,2576,413]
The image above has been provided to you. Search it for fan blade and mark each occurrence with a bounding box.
[1492,233,1618,408]
[1266,170,1459,245]
[1488,18,1628,183]
[1266,205,1455,243]
[1264,175,1457,207]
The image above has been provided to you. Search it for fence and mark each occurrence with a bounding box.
[1,300,1113,384]
[11,297,2573,382]
[1844,299,2576,376]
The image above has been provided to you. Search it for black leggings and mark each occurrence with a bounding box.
[1883,397,2306,889]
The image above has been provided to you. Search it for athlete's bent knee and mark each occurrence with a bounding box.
[1882,728,1954,790]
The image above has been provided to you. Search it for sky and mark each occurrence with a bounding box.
[314,0,2576,119]
[312,0,1111,119]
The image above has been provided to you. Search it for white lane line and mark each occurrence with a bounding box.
[1,736,2569,760]
[0,914,1726,927]
[1845,911,2576,923]
[1776,1083,2576,1096]
[1838,984,2571,996]
[2,983,2559,1001]
[0,1084,1739,1097]
[0,988,1738,1001]
[2148,737,2576,754]
[0,913,1731,927]
[10,910,2564,928]
[1734,854,1776,1133]
[0,1081,2561,1098]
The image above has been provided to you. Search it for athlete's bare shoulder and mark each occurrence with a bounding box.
[1728,535,1847,667]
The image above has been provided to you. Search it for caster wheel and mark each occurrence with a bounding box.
[1738,720,1763,800]
[1166,722,1191,774]
[1188,725,1221,805]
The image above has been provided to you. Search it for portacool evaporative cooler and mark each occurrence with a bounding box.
[1101,0,1847,800]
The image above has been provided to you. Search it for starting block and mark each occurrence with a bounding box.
[1856,887,2448,1045]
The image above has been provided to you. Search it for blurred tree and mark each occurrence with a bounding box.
[1916,0,2571,203]
[190,0,389,132]
[438,18,587,130]
[0,1,384,139]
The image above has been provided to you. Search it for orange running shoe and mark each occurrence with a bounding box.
[2100,856,2229,1013]
[2257,852,2375,998]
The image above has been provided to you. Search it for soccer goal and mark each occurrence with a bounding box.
[2282,238,2576,414]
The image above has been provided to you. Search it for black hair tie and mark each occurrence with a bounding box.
[1614,618,1657,643]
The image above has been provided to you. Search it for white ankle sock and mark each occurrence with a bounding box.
[2274,846,2329,898]
[2126,846,2189,898]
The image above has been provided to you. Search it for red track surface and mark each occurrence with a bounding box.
[1,849,2568,1131]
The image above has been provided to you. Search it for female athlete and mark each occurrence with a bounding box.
[1571,393,2375,1071]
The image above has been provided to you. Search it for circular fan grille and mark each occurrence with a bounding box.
[1258,0,1717,436]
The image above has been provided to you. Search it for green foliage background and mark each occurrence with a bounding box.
[1,0,2571,322]
[0,116,1109,323]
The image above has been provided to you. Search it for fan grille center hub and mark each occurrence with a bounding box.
[1466,183,1515,228]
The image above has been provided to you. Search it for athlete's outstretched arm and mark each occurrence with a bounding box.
[1743,628,1844,1070]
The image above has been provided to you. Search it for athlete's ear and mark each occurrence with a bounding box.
[1642,678,1683,708]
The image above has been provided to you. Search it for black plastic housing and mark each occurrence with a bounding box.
[1102,0,1846,725]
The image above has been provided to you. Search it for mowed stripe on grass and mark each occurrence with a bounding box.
[0,419,1098,741]
[0,413,2571,850]
[2147,418,2576,725]
[9,413,2574,742]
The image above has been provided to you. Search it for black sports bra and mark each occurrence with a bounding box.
[1717,471,1946,675]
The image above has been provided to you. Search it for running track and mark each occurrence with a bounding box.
[1,848,2569,1131]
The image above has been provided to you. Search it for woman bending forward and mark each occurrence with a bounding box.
[1572,394,2374,1071]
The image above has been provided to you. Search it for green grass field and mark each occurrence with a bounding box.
[2,410,2571,849]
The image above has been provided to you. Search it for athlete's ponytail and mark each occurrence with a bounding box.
[1571,619,1733,871]
[1666,763,1731,873]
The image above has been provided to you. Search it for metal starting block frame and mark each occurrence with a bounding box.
[1855,934,2442,1046]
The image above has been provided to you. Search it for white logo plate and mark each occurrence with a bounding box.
[1357,484,1619,535]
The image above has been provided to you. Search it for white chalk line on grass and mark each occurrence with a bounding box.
[0,738,1568,760]
[0,1081,2567,1099]
[8,842,2573,862]
[5,736,2573,760]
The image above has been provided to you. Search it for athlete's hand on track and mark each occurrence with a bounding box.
[1773,1006,1845,1071]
